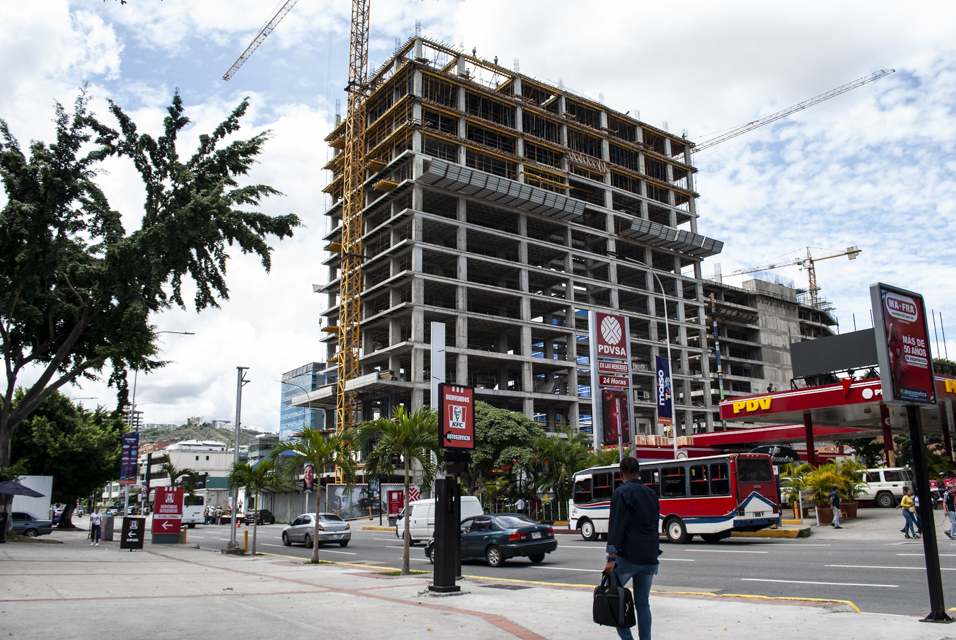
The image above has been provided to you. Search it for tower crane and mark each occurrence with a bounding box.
[693,69,895,152]
[727,246,862,308]
[222,0,372,452]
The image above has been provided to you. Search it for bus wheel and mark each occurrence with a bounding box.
[580,519,598,542]
[701,533,723,543]
[665,517,688,544]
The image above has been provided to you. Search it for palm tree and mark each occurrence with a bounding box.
[269,429,354,564]
[351,406,440,575]
[227,459,282,556]
[534,426,590,508]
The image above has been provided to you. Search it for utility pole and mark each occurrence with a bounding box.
[228,367,250,549]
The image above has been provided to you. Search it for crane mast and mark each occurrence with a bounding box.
[336,0,371,441]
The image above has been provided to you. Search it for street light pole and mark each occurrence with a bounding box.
[229,366,250,549]
[621,257,678,460]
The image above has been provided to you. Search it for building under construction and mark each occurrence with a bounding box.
[295,37,725,438]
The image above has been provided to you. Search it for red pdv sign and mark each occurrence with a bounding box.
[439,383,475,450]
[871,283,936,405]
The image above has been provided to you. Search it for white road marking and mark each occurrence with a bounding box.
[373,537,398,541]
[686,549,768,554]
[659,558,696,562]
[826,564,955,571]
[262,544,288,548]
[316,549,356,555]
[742,578,897,588]
[533,566,600,572]
[897,553,956,557]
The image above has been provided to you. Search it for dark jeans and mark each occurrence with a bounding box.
[903,510,919,536]
[613,555,658,640]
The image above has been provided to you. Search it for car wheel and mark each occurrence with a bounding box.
[270,517,276,525]
[665,517,688,544]
[282,532,291,547]
[528,554,545,564]
[304,534,313,549]
[580,519,598,542]
[877,492,896,509]
[429,546,436,564]
[486,545,504,568]
[24,528,38,538]
[339,541,349,547]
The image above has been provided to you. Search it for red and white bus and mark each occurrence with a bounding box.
[569,453,781,543]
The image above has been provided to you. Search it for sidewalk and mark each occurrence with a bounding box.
[0,529,951,640]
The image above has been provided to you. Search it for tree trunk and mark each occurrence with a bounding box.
[252,491,259,556]
[402,463,410,576]
[57,501,78,529]
[310,488,321,564]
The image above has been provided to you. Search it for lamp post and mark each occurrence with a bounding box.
[621,257,678,460]
[228,367,250,549]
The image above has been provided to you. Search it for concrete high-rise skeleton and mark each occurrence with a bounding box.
[295,37,724,440]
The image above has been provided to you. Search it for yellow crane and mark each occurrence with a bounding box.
[222,1,372,466]
[727,246,862,308]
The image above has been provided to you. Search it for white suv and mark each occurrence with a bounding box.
[859,467,915,508]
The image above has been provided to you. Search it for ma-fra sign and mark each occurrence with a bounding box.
[439,383,475,450]
[870,283,936,405]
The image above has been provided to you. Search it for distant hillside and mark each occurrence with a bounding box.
[139,424,269,447]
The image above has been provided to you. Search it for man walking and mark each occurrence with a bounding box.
[944,485,956,540]
[603,456,659,640]
[829,485,842,529]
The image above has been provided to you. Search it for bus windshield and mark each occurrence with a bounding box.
[736,458,772,483]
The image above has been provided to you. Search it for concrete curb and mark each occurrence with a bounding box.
[361,526,395,531]
[732,527,812,538]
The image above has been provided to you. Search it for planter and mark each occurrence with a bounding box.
[815,502,858,524]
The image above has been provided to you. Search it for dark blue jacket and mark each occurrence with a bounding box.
[606,479,660,565]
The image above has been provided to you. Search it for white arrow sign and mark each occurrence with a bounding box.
[160,519,178,532]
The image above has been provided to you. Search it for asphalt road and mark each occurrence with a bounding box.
[181,512,956,617]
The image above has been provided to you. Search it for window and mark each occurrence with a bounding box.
[495,515,535,528]
[593,473,613,501]
[883,470,903,482]
[690,465,709,496]
[710,463,730,495]
[460,517,476,532]
[640,469,660,495]
[205,456,209,461]
[573,478,592,504]
[471,517,494,533]
[613,472,623,490]
[661,467,686,497]
[320,514,344,522]
[736,458,773,483]
[195,456,199,461]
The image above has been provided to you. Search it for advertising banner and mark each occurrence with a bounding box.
[388,490,405,517]
[120,433,139,486]
[870,283,936,405]
[326,483,376,519]
[302,463,316,492]
[439,383,475,450]
[656,356,673,425]
[601,389,630,446]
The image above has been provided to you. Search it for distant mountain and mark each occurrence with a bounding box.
[139,424,270,447]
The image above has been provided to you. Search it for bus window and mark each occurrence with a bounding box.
[613,472,622,489]
[661,467,686,497]
[737,458,773,483]
[710,463,730,495]
[593,473,613,501]
[185,495,204,507]
[690,465,709,496]
[640,469,660,495]
[573,478,592,504]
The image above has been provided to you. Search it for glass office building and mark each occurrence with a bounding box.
[279,362,328,440]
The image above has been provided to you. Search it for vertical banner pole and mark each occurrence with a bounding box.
[588,311,601,450]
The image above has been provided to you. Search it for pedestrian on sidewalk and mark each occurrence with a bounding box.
[898,488,919,539]
[89,507,102,546]
[829,485,842,529]
[515,497,526,513]
[944,485,956,540]
[603,456,659,640]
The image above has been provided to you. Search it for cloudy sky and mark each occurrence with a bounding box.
[2,0,954,432]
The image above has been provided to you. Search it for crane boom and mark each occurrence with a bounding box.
[693,69,895,152]
[336,0,371,438]
[727,246,861,308]
[222,0,300,81]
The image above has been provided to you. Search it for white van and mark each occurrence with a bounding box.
[859,467,915,508]
[395,496,484,544]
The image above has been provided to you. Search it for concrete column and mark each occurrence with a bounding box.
[804,411,817,466]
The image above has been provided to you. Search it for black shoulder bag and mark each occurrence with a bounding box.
[593,571,636,628]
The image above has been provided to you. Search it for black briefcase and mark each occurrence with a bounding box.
[593,571,636,628]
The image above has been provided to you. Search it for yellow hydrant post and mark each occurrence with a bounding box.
[244,529,248,552]
[182,526,187,544]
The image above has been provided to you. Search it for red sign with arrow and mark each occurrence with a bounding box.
[153,486,183,533]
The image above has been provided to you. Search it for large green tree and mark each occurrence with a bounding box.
[465,401,545,496]
[351,406,440,575]
[0,89,300,520]
[11,390,122,529]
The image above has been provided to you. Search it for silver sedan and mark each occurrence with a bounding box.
[282,513,351,548]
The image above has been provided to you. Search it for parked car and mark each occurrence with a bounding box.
[12,512,54,538]
[245,509,276,525]
[282,513,350,548]
[51,508,63,524]
[858,467,915,508]
[396,496,484,545]
[424,513,557,567]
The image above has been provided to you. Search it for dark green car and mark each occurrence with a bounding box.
[425,513,557,567]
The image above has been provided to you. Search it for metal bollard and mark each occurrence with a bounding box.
[244,529,248,552]
[181,526,187,544]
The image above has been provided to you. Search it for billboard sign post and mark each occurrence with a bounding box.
[870,282,951,623]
